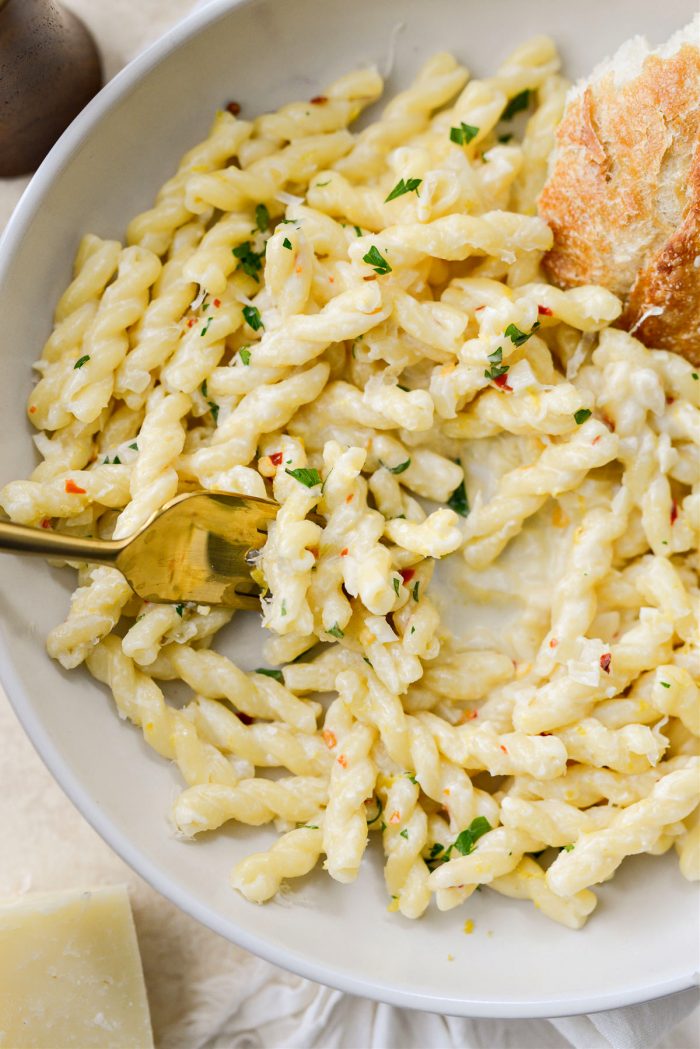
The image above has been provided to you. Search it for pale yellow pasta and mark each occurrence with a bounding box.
[9,43,698,929]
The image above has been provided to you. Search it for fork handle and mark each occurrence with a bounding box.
[0,518,122,564]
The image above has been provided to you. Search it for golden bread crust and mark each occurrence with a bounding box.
[538,42,700,364]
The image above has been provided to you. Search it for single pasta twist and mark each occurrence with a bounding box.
[230,825,324,903]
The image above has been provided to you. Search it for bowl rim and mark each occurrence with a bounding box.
[0,0,697,1018]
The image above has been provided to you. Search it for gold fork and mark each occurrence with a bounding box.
[0,491,278,608]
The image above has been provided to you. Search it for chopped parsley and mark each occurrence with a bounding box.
[208,400,220,424]
[660,681,671,689]
[484,347,509,381]
[385,177,422,202]
[366,795,384,826]
[239,347,251,366]
[285,466,322,488]
[255,203,269,231]
[574,408,592,425]
[327,622,344,639]
[242,305,263,331]
[449,122,479,145]
[282,237,293,250]
[563,844,575,853]
[393,577,401,597]
[505,321,540,346]
[175,603,185,617]
[379,458,410,475]
[353,225,362,236]
[362,245,392,275]
[200,316,213,337]
[412,581,420,602]
[315,178,331,187]
[255,667,284,683]
[692,373,699,380]
[425,816,492,870]
[447,478,469,517]
[233,241,265,281]
[73,354,90,369]
[406,773,418,784]
[201,379,208,398]
[128,442,138,450]
[502,89,531,120]
[399,828,409,839]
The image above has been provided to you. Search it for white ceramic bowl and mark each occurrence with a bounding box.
[1,0,698,1018]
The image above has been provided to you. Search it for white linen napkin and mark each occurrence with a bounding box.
[0,3,697,1048]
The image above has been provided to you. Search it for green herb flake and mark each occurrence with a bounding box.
[175,603,185,617]
[449,122,479,145]
[426,817,492,870]
[563,844,575,853]
[393,577,401,597]
[574,408,592,425]
[255,667,284,683]
[73,354,90,369]
[327,622,344,639]
[447,479,469,517]
[505,321,540,346]
[112,455,121,465]
[315,179,331,187]
[208,401,220,424]
[502,89,531,121]
[366,795,384,825]
[498,133,513,143]
[239,347,251,366]
[660,681,671,689]
[692,373,699,380]
[233,241,265,281]
[379,458,410,475]
[128,442,138,451]
[353,225,362,236]
[362,244,392,275]
[201,379,208,398]
[412,581,420,602]
[303,823,319,829]
[399,828,409,839]
[285,466,322,488]
[406,773,418,784]
[242,305,263,331]
[282,237,293,250]
[200,316,213,337]
[385,177,422,203]
[484,360,509,381]
[410,625,415,635]
[255,203,270,232]
[280,599,287,617]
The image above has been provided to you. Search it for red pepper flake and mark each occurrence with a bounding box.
[40,517,52,529]
[226,101,241,116]
[340,547,349,557]
[592,434,602,445]
[322,729,337,749]
[310,95,328,104]
[538,305,553,316]
[399,567,415,584]
[389,810,401,825]
[328,275,335,284]
[213,298,221,308]
[363,275,377,282]
[461,709,479,722]
[187,317,196,328]
[494,373,513,391]
[29,405,37,414]
[670,500,678,525]
[666,396,675,405]
[499,744,508,754]
[600,653,612,674]
[64,479,86,495]
[549,637,558,649]
[337,753,348,768]
[474,305,485,312]
[601,414,615,432]
[540,731,552,736]
[270,451,284,466]
[345,492,354,503]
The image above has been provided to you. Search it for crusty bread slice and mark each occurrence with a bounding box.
[538,16,700,364]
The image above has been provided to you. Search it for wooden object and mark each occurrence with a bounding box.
[0,0,103,177]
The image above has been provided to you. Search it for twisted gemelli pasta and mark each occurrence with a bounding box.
[8,39,697,928]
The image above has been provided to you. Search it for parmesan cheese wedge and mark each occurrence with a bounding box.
[0,885,153,1049]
